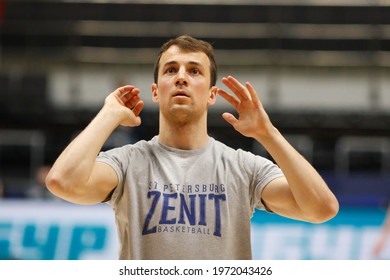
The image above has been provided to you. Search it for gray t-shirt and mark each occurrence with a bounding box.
[96,136,284,260]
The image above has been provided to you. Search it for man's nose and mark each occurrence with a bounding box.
[175,68,188,86]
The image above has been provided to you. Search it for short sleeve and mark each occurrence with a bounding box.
[248,153,284,211]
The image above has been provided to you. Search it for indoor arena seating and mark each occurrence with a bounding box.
[1,0,390,208]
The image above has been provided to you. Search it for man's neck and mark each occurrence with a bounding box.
[158,119,209,150]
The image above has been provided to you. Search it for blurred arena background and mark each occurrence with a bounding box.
[1,0,390,260]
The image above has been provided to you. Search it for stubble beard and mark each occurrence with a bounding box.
[164,103,206,127]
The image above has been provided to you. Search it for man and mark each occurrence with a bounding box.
[46,35,339,259]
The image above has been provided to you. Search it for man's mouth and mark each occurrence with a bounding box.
[173,90,189,97]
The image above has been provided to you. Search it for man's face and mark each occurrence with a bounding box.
[152,45,216,121]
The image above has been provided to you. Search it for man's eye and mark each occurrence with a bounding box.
[191,68,200,74]
[166,68,176,74]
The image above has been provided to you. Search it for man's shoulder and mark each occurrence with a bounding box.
[99,136,157,157]
[211,138,248,153]
[210,138,255,160]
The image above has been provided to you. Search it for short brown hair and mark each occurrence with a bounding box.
[153,35,217,87]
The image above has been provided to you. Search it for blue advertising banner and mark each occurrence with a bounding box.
[0,200,388,260]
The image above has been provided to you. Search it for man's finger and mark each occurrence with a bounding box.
[132,101,144,117]
[217,88,240,108]
[222,76,252,101]
[222,112,238,127]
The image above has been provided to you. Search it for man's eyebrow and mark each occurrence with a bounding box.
[163,60,205,68]
[188,61,205,68]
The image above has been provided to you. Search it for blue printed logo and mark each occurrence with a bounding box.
[142,181,227,237]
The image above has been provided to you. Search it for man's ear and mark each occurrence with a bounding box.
[152,83,159,103]
[208,86,217,105]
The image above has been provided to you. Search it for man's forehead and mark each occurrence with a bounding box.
[160,45,210,67]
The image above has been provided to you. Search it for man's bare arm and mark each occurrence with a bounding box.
[45,85,144,204]
[218,76,339,223]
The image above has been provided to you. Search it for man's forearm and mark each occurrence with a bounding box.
[46,108,120,194]
[256,127,338,221]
